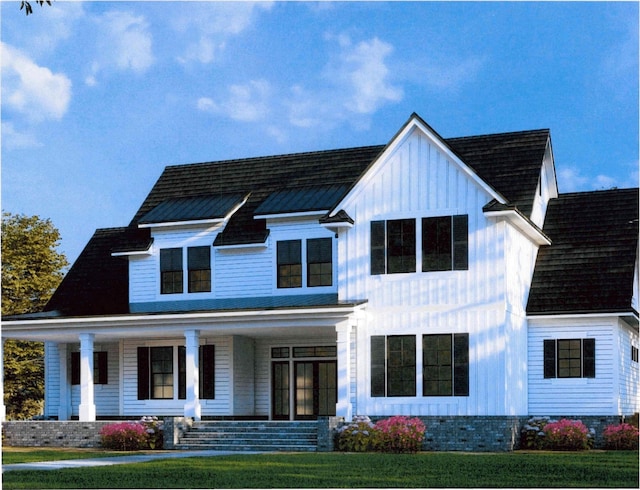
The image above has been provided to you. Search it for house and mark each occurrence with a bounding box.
[2,113,638,450]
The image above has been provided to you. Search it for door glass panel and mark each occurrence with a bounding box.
[295,362,314,417]
[318,361,337,416]
[272,362,290,419]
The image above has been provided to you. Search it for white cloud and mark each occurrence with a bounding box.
[197,80,271,122]
[86,10,154,85]
[558,164,638,193]
[1,122,41,150]
[1,42,72,122]
[173,2,273,64]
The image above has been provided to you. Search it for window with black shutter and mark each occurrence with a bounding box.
[71,351,108,385]
[422,333,469,397]
[370,335,416,397]
[422,215,468,271]
[543,339,596,379]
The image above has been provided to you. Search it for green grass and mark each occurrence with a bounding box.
[2,447,146,465]
[2,450,638,489]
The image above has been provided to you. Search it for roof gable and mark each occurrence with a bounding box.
[527,188,639,315]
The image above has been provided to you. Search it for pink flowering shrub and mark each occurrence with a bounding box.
[603,423,639,450]
[542,419,591,451]
[372,416,426,453]
[100,422,149,451]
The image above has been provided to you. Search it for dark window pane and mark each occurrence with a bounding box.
[188,247,211,293]
[307,238,332,287]
[387,335,416,396]
[453,215,469,270]
[137,347,150,400]
[200,345,215,399]
[453,333,469,396]
[271,347,290,359]
[161,248,183,294]
[371,221,386,275]
[423,217,452,271]
[583,339,595,378]
[387,219,416,274]
[543,339,556,378]
[371,336,386,397]
[277,240,302,288]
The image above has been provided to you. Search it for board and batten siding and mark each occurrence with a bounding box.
[339,128,530,416]
[528,319,617,415]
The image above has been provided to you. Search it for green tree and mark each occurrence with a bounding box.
[2,212,68,419]
[20,0,51,16]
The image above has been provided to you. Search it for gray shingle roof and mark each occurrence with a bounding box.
[527,188,639,315]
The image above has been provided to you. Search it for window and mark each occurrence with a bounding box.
[632,346,639,363]
[371,335,416,397]
[422,215,468,271]
[160,248,183,294]
[139,345,214,401]
[71,351,108,385]
[307,238,332,287]
[422,334,469,396]
[188,246,211,293]
[371,219,416,275]
[277,240,302,288]
[544,339,595,379]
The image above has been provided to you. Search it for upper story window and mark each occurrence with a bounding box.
[422,215,468,271]
[371,219,416,275]
[544,338,595,378]
[188,246,211,293]
[277,240,302,288]
[277,238,334,289]
[371,215,468,275]
[160,248,183,294]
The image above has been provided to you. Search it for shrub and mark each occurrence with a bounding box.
[542,419,591,451]
[335,415,376,452]
[520,416,552,450]
[603,423,639,450]
[373,416,426,454]
[140,416,164,449]
[100,422,149,451]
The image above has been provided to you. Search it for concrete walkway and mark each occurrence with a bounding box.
[3,450,258,472]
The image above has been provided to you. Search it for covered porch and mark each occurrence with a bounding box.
[1,303,365,423]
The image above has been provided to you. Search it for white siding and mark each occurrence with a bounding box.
[528,318,617,415]
[617,319,639,415]
[70,342,120,417]
[44,342,60,418]
[215,248,272,297]
[231,336,255,415]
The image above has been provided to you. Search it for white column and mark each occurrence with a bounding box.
[336,321,353,421]
[0,338,6,422]
[78,333,96,421]
[184,330,201,420]
[57,343,70,420]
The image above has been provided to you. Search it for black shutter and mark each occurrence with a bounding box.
[96,351,108,384]
[453,215,469,270]
[200,345,215,399]
[583,339,596,378]
[453,333,469,396]
[543,340,556,378]
[371,221,386,275]
[178,346,186,400]
[371,336,386,397]
[137,347,150,400]
[71,352,80,385]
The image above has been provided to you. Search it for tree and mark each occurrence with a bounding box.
[2,212,68,419]
[20,0,51,16]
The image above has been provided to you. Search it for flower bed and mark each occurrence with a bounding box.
[336,415,426,453]
[99,416,164,451]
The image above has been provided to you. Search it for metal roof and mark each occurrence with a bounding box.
[139,193,247,225]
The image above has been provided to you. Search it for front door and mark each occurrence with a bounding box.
[294,361,337,420]
[272,361,290,420]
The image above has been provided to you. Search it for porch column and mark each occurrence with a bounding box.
[78,333,96,421]
[0,338,6,421]
[57,343,71,420]
[336,321,353,421]
[184,329,201,420]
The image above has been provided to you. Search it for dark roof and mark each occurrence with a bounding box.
[527,188,639,315]
[255,184,350,216]
[139,193,248,225]
[44,228,130,316]
[446,129,550,217]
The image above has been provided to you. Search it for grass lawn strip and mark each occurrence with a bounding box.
[2,447,153,465]
[1,451,638,489]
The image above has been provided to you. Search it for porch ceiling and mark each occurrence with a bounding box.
[1,304,364,343]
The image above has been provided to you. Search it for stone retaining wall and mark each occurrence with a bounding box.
[2,421,115,448]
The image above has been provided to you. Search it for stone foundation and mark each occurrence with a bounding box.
[2,421,115,448]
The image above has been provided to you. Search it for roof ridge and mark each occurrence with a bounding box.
[445,128,550,142]
[556,187,639,198]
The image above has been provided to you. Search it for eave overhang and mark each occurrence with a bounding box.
[483,204,551,246]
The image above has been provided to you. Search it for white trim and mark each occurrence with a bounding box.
[255,210,329,221]
[528,312,639,321]
[215,242,268,250]
[483,209,551,246]
[112,248,153,257]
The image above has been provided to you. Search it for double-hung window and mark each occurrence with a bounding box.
[422,215,468,271]
[160,248,183,294]
[188,246,211,293]
[544,339,595,378]
[277,240,302,288]
[422,334,469,396]
[307,238,332,287]
[277,238,333,288]
[371,219,416,275]
[371,335,416,397]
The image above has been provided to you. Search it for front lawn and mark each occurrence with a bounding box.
[2,447,136,465]
[2,450,638,488]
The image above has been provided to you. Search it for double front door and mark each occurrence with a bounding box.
[272,360,337,420]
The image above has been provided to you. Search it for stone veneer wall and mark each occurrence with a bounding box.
[2,421,115,448]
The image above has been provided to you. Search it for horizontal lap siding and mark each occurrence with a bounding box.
[215,249,271,297]
[44,342,60,418]
[617,321,639,414]
[71,343,120,417]
[528,320,616,415]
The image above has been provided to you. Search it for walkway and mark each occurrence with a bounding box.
[2,450,258,472]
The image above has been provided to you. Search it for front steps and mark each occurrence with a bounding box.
[175,421,319,452]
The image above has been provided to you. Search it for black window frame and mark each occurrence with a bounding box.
[71,351,108,385]
[422,333,469,396]
[371,335,416,397]
[277,240,302,288]
[370,219,416,275]
[543,338,596,379]
[160,248,184,294]
[422,215,468,272]
[187,246,211,293]
[307,238,333,287]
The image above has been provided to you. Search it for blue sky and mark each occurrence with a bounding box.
[2,1,638,265]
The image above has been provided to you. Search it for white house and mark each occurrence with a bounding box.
[2,113,638,448]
